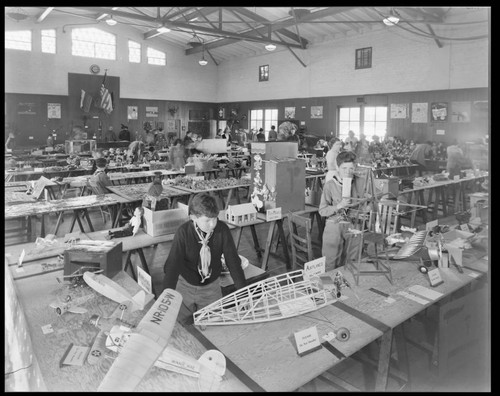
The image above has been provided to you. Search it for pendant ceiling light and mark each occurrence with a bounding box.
[157,26,171,33]
[265,43,277,51]
[106,16,117,26]
[199,46,208,66]
[383,8,400,26]
[6,7,28,22]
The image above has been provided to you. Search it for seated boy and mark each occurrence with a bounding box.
[90,157,112,194]
[163,193,247,325]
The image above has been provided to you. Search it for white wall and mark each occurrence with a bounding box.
[215,21,489,102]
[5,16,218,102]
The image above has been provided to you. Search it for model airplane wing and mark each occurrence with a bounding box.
[88,330,108,365]
[97,288,182,392]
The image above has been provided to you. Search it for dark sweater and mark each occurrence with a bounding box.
[163,220,247,290]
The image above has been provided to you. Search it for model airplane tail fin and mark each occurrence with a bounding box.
[131,289,154,311]
[197,350,226,391]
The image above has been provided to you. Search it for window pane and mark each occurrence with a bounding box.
[376,107,387,121]
[128,40,141,63]
[71,28,116,59]
[364,107,376,120]
[350,108,360,121]
[41,29,56,53]
[147,47,166,65]
[339,108,350,121]
[5,30,31,51]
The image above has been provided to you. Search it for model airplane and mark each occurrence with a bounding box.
[83,271,154,312]
[193,270,338,326]
[97,288,226,392]
[49,293,95,316]
[56,266,103,287]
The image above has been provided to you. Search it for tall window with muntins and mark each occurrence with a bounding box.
[41,29,56,54]
[250,109,278,140]
[128,40,141,63]
[71,27,116,60]
[259,65,269,82]
[5,30,32,51]
[355,47,372,69]
[147,47,166,65]
[338,107,361,141]
[363,106,387,141]
[338,106,387,142]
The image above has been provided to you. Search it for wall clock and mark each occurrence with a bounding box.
[90,64,100,74]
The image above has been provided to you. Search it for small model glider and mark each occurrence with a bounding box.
[49,293,95,316]
[97,289,225,392]
[83,271,154,312]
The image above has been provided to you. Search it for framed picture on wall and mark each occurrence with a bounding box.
[146,106,158,117]
[311,106,323,119]
[411,103,428,123]
[128,106,138,120]
[431,102,448,122]
[284,107,295,119]
[451,101,471,123]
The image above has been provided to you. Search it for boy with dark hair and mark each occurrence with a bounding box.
[163,193,247,324]
[91,157,112,194]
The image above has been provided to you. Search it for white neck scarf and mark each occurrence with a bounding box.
[193,221,213,283]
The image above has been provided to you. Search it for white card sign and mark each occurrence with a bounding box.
[425,219,439,230]
[293,326,322,356]
[427,268,444,287]
[303,256,326,280]
[266,207,282,222]
[342,177,352,198]
[137,266,152,295]
[32,176,52,199]
[60,344,90,367]
[460,223,470,232]
[18,249,26,267]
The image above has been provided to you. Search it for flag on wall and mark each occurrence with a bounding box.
[80,89,93,113]
[99,71,113,114]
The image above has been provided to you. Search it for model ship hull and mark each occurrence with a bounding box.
[193,270,334,326]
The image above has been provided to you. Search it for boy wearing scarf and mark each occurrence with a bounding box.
[163,193,247,325]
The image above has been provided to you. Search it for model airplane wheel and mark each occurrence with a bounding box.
[56,307,62,315]
[419,265,428,274]
[336,327,350,341]
[91,350,101,357]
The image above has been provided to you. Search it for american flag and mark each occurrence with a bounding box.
[99,71,113,114]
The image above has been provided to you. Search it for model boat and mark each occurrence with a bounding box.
[193,270,335,326]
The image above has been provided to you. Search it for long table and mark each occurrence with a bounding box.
[188,239,488,391]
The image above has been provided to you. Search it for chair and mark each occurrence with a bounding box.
[86,179,114,225]
[287,212,314,270]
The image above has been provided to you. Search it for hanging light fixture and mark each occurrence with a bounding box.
[157,25,171,33]
[106,16,117,26]
[199,46,208,66]
[265,43,277,51]
[383,8,400,26]
[6,7,28,22]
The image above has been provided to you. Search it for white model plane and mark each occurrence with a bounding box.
[83,271,154,312]
[97,288,226,392]
[49,293,95,316]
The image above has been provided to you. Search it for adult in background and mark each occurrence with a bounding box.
[344,130,358,152]
[118,124,131,141]
[355,133,371,165]
[446,142,472,179]
[170,138,186,170]
[127,140,145,164]
[256,128,266,142]
[409,140,432,176]
[319,151,367,271]
[162,193,247,325]
[268,125,277,141]
[325,137,344,183]
[104,126,118,142]
[5,131,16,151]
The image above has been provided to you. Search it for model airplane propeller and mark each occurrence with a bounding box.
[96,288,226,392]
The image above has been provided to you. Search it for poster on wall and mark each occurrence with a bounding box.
[390,103,408,119]
[431,102,448,122]
[146,106,158,117]
[128,106,138,120]
[450,101,471,123]
[47,103,61,119]
[284,107,296,119]
[411,103,428,123]
[310,106,323,119]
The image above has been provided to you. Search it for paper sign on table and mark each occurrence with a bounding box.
[397,291,428,305]
[137,266,152,295]
[18,249,26,267]
[303,256,326,280]
[293,326,322,356]
[60,344,90,367]
[408,285,443,300]
[266,207,282,222]
[427,268,444,287]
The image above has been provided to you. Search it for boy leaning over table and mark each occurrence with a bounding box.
[162,193,247,325]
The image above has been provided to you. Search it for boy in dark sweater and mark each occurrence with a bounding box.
[163,193,247,325]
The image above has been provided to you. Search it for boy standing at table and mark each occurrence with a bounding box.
[91,157,112,194]
[163,193,247,325]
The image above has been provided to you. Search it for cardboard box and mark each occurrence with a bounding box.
[264,159,305,213]
[143,202,189,237]
[373,178,399,198]
[64,241,122,278]
[65,140,96,154]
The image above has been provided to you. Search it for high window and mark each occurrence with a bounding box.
[5,30,31,51]
[355,47,372,69]
[147,47,166,65]
[250,109,278,140]
[41,29,56,54]
[128,40,141,63]
[338,106,387,142]
[71,28,116,60]
[259,65,269,82]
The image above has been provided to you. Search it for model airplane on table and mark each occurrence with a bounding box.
[49,293,95,316]
[97,288,226,392]
[83,271,154,312]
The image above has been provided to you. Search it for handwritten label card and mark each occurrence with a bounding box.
[460,223,470,232]
[137,266,152,295]
[293,326,322,356]
[427,268,444,287]
[60,344,90,367]
[18,249,26,267]
[303,256,326,280]
[266,207,282,222]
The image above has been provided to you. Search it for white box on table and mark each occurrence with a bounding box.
[142,202,189,237]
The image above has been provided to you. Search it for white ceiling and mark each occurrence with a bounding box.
[5,7,490,65]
